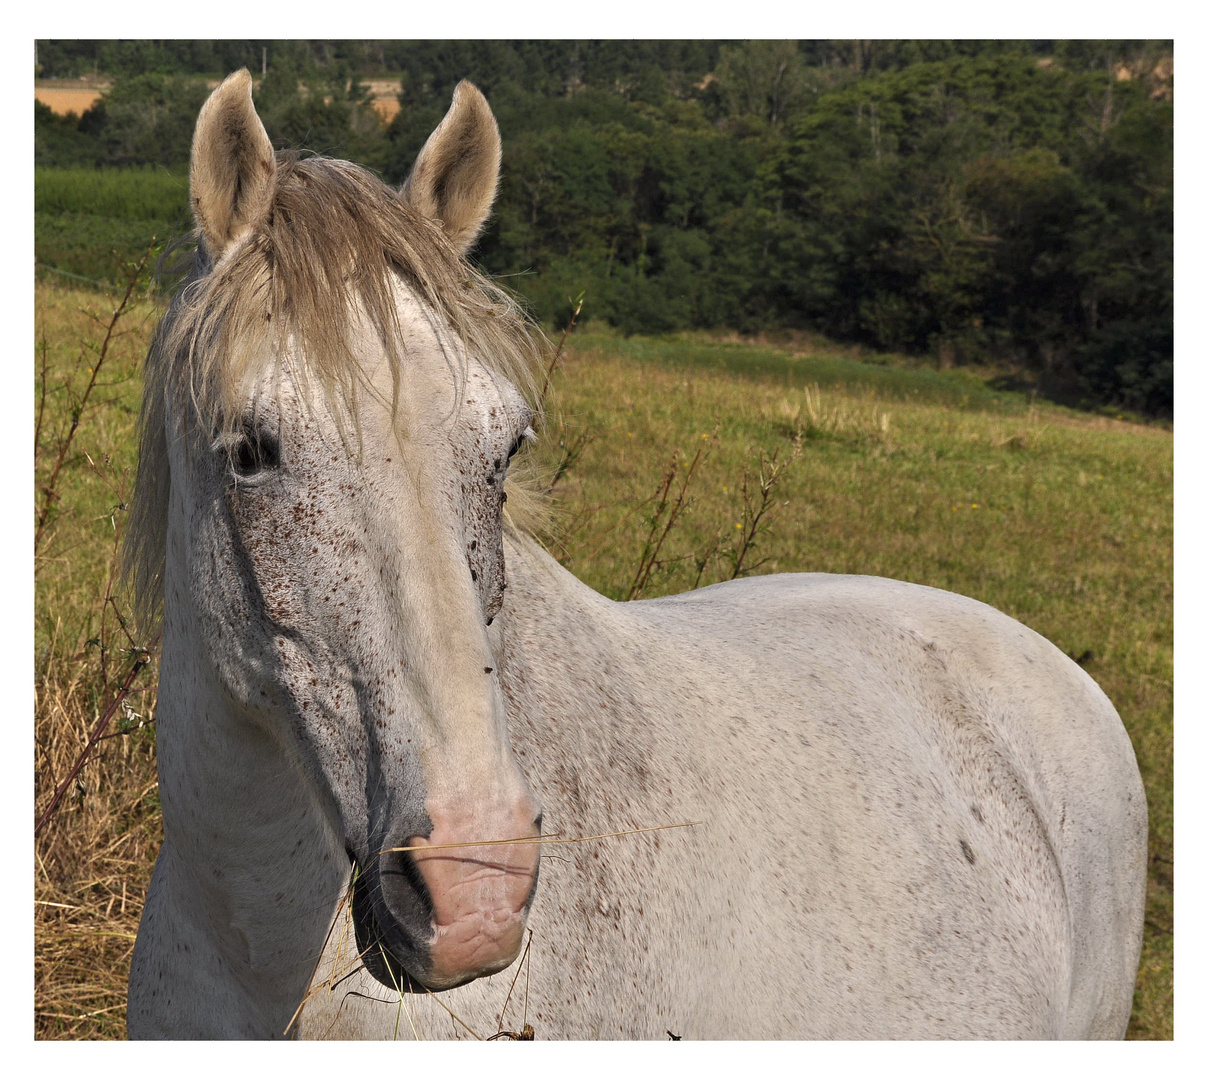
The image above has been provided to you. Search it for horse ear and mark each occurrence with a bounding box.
[402,81,501,254]
[190,69,276,260]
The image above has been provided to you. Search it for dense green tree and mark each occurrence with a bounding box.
[35,101,103,167]
[758,53,1172,409]
[714,41,813,127]
[91,74,211,168]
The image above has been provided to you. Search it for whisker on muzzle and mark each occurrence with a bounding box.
[374,819,702,858]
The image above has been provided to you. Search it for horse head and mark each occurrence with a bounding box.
[137,70,543,994]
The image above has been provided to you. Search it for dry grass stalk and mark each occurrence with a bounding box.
[35,648,153,837]
[545,426,595,497]
[539,290,586,405]
[489,930,535,1040]
[626,440,713,600]
[35,242,155,553]
[686,432,804,588]
[378,820,701,856]
[728,435,804,580]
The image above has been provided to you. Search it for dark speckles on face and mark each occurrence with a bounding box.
[186,342,534,880]
[449,367,532,623]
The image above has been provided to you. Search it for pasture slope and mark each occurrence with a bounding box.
[34,280,1172,1039]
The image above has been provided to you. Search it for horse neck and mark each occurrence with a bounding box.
[492,535,691,825]
[494,533,613,665]
[153,577,348,982]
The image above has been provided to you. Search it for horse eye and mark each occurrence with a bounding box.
[507,426,536,461]
[232,431,280,478]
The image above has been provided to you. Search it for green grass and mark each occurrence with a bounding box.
[35,166,191,221]
[35,167,191,286]
[33,281,1172,1039]
[35,283,155,658]
[35,211,180,288]
[566,329,1039,414]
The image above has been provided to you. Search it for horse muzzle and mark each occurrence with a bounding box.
[352,804,541,992]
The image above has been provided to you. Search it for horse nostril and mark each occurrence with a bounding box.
[382,849,435,921]
[533,811,543,833]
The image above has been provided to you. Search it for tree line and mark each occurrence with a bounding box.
[35,40,1173,415]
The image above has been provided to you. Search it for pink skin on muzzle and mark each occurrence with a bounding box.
[407,804,541,989]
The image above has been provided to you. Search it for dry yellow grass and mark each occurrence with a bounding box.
[35,280,161,1039]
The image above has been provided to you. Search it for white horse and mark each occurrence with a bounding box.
[123,70,1147,1040]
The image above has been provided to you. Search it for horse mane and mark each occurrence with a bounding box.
[122,151,549,634]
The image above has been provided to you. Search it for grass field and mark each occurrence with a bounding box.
[34,279,1172,1039]
[35,167,191,288]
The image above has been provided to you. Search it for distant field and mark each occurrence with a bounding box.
[363,78,402,122]
[35,85,104,116]
[35,78,400,125]
[34,278,1172,1039]
[566,330,1047,415]
[35,167,191,221]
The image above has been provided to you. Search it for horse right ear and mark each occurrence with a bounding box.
[190,69,276,261]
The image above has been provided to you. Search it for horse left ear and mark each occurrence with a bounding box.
[190,69,277,261]
[402,81,501,254]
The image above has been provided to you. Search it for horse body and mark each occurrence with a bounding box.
[297,545,1145,1039]
[124,71,1146,1040]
